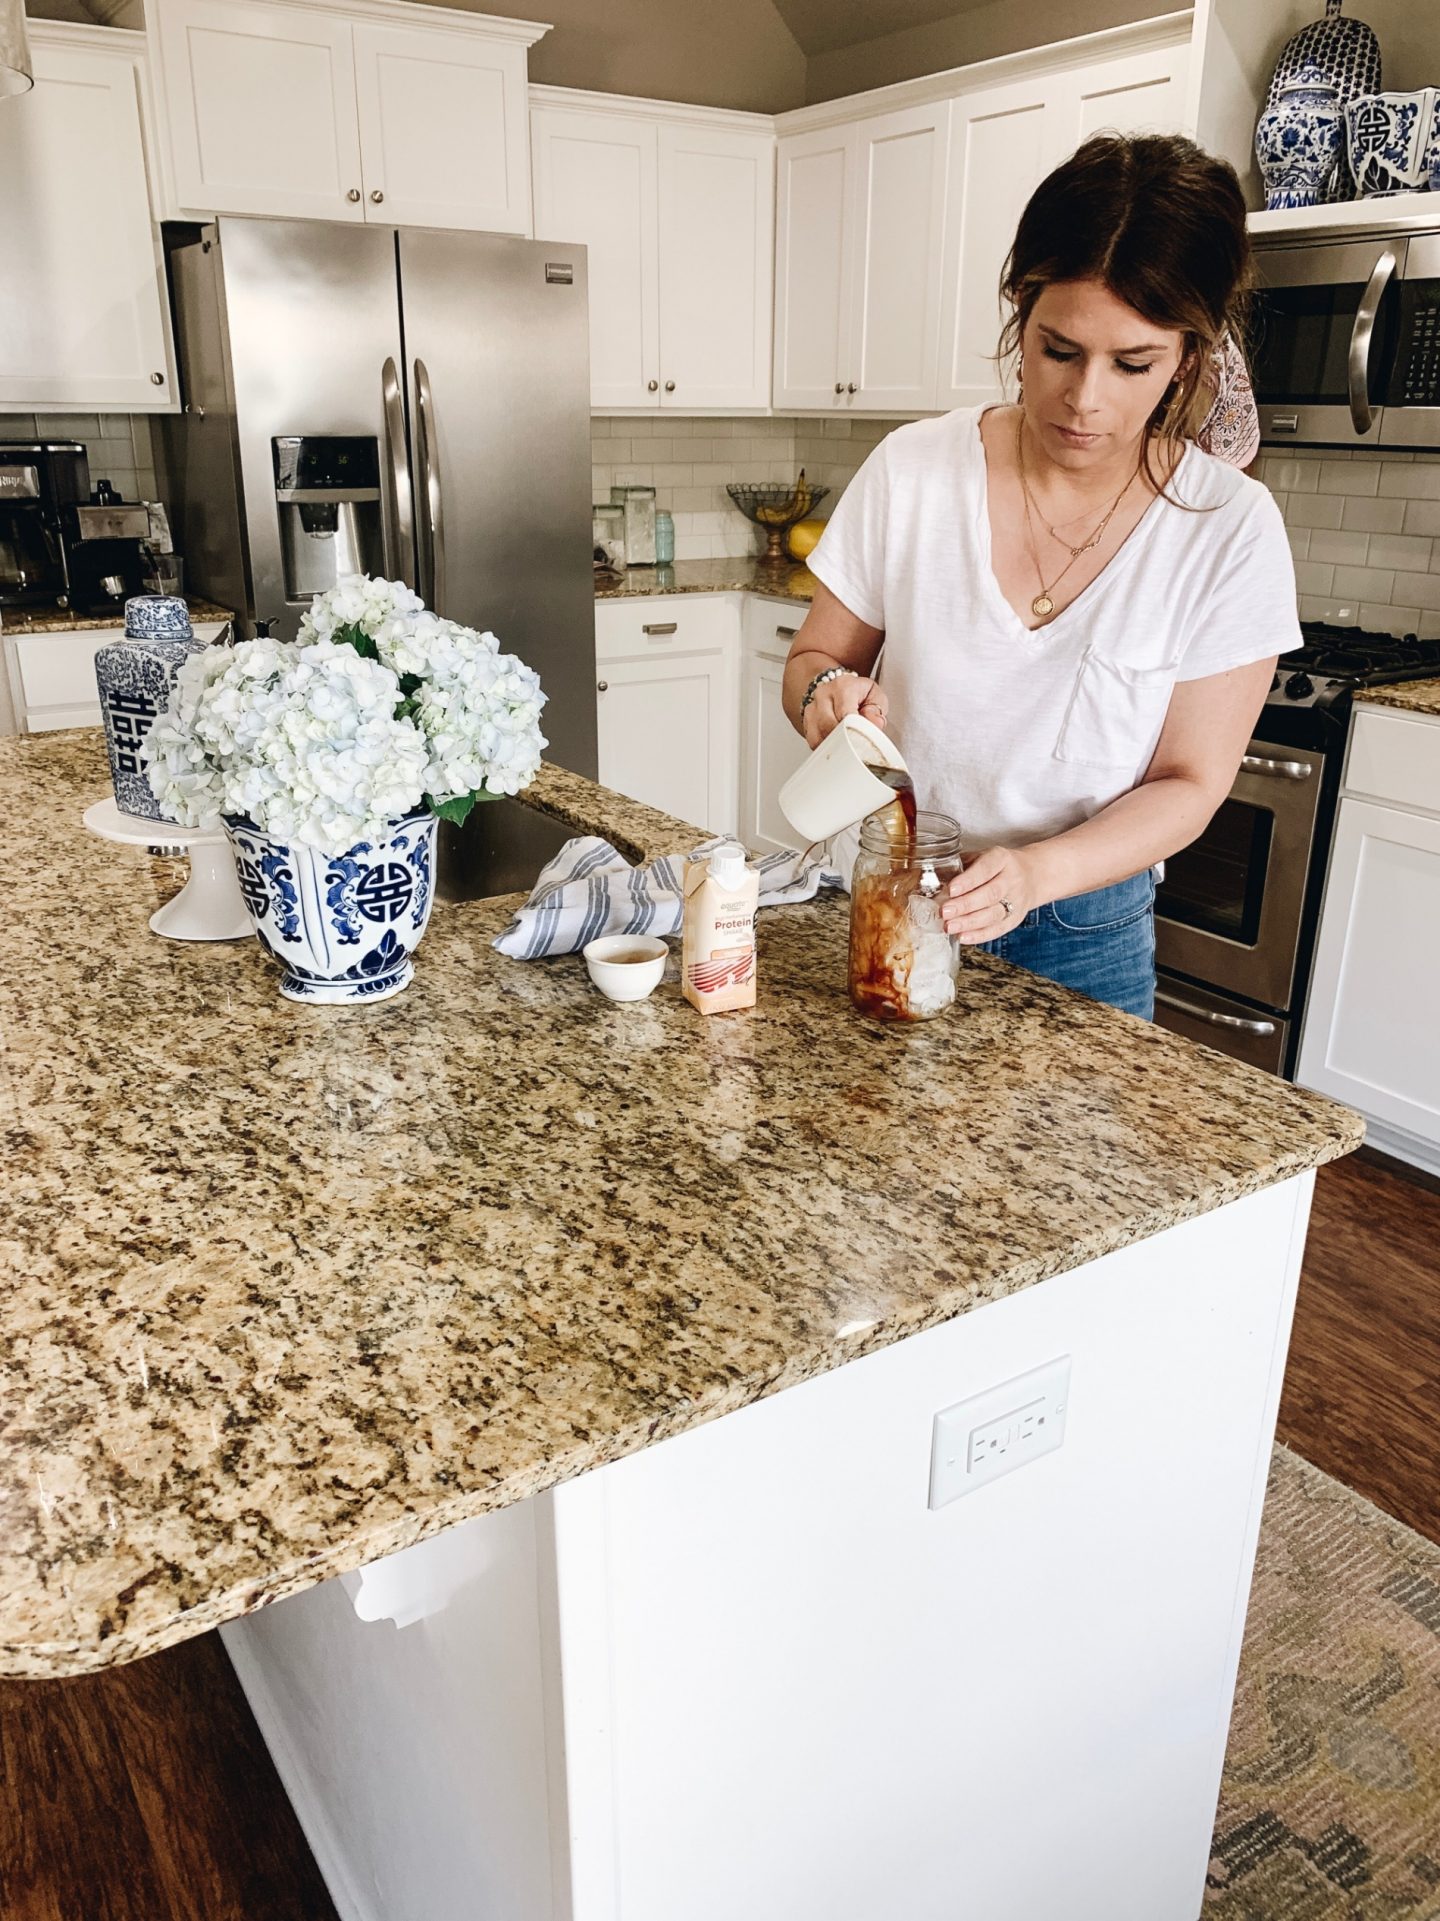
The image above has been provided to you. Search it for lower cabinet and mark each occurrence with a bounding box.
[594,596,740,836]
[739,597,810,855]
[4,621,231,735]
[1295,705,1440,1174]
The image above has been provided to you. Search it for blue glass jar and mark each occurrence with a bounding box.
[654,509,675,566]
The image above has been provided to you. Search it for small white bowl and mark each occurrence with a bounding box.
[582,934,669,1002]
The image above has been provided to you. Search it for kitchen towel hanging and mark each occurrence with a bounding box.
[493,836,844,960]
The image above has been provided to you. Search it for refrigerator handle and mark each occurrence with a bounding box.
[382,356,416,589]
[414,357,445,617]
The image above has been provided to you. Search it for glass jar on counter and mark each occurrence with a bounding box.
[848,810,963,1022]
[592,503,626,569]
[654,509,675,565]
[612,484,657,565]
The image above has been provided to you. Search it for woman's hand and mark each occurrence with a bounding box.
[802,672,889,749]
[941,846,1044,944]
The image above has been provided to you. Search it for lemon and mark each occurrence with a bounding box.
[787,518,825,561]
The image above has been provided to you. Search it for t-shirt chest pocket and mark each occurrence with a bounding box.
[1054,648,1179,768]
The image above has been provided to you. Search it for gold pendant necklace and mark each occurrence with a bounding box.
[1015,413,1140,622]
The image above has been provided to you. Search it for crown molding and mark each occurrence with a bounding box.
[528,83,775,134]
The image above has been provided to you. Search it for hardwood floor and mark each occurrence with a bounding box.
[1,1145,1435,1920]
[1276,1145,1440,1546]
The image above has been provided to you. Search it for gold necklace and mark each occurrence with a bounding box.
[1015,414,1141,620]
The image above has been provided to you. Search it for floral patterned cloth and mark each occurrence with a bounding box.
[1197,331,1262,469]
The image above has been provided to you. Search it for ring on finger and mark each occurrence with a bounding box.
[998,898,1013,919]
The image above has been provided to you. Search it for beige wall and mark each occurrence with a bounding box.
[805,0,1163,102]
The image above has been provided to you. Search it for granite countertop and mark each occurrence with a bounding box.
[1357,679,1440,719]
[1,597,233,637]
[0,731,1361,1678]
[595,556,815,602]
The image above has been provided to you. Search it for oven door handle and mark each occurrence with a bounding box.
[1240,753,1314,781]
[1155,989,1278,1037]
[1347,249,1396,437]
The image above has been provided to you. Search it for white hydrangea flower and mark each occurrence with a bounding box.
[143,574,547,850]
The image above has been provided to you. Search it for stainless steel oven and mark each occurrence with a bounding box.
[1252,229,1440,449]
[1156,738,1327,1074]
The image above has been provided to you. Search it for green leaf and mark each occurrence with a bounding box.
[426,787,501,828]
[333,622,380,660]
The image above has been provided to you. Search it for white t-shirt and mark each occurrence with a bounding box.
[806,406,1300,850]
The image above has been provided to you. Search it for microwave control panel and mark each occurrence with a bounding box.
[1396,282,1440,404]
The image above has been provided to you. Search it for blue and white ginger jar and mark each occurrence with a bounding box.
[95,596,200,822]
[1256,68,1346,211]
[224,813,437,1005]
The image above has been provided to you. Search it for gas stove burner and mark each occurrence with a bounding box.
[1285,620,1440,686]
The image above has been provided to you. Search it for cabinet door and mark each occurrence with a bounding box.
[1296,797,1440,1149]
[154,0,365,221]
[936,77,1053,410]
[1048,44,1192,159]
[531,106,659,410]
[352,22,529,234]
[740,648,810,857]
[0,37,176,411]
[656,123,773,411]
[849,104,947,413]
[772,125,853,411]
[596,651,736,836]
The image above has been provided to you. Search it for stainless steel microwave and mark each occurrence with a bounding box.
[1251,229,1440,449]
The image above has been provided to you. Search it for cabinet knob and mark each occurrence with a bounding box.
[347,188,362,202]
[834,382,844,394]
[150,371,165,386]
[846,382,857,394]
[664,380,675,392]
[597,680,608,693]
[371,190,385,204]
[647,379,659,392]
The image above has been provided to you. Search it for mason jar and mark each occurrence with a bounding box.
[848,810,963,1022]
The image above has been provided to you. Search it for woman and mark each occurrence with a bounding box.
[783,133,1297,1020]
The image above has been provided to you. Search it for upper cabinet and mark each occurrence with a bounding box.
[0,26,177,412]
[773,104,947,414]
[532,93,774,412]
[775,23,1191,415]
[146,0,541,233]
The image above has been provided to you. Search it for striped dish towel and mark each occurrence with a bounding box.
[492,836,844,960]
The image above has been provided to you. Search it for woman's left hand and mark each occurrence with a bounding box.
[941,846,1045,945]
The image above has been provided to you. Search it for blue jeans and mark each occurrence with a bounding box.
[978,870,1156,1019]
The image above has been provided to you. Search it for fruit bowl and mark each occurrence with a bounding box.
[726,479,830,564]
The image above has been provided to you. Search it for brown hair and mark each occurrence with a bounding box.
[998,133,1253,496]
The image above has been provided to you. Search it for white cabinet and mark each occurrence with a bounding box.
[740,598,810,856]
[1296,705,1440,1175]
[773,104,947,413]
[532,95,774,412]
[594,598,740,834]
[4,620,231,735]
[0,28,176,413]
[936,41,1190,409]
[149,0,538,232]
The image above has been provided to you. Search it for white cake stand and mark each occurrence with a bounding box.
[83,797,254,942]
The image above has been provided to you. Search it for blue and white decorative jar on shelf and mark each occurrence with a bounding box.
[1346,88,1439,198]
[95,596,200,822]
[224,812,438,1004]
[1256,68,1346,211]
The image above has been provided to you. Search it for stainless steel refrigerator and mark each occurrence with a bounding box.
[157,216,597,896]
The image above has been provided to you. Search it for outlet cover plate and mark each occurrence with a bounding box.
[928,1356,1071,1509]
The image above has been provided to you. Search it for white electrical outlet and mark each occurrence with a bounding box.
[927,1357,1071,1509]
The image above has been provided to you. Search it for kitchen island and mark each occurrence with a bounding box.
[3,731,1360,1921]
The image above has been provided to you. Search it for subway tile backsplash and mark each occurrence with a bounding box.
[1259,448,1440,639]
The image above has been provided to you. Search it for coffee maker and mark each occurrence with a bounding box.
[62,493,154,618]
[0,443,88,607]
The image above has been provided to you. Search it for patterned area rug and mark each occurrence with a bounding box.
[1208,1447,1440,1920]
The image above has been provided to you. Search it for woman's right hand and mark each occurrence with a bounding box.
[803,672,889,749]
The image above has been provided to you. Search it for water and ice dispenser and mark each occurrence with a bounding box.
[273,436,382,602]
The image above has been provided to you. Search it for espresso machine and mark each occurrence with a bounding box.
[62,492,154,617]
[0,442,88,607]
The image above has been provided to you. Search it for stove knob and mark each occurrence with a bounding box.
[1271,672,1282,691]
[1284,671,1314,699]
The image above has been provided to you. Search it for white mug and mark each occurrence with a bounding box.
[778,711,911,844]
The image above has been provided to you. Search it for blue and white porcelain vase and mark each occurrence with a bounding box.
[224,812,437,1005]
[95,596,200,821]
[1346,88,1439,197]
[1256,68,1346,210]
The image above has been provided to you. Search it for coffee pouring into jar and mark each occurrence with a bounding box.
[779,713,964,1023]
